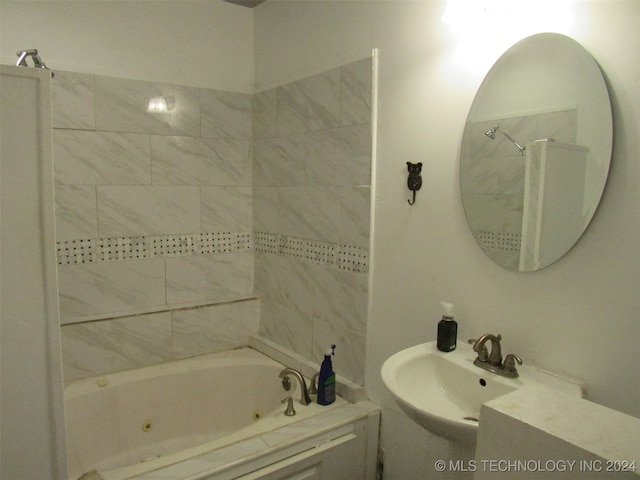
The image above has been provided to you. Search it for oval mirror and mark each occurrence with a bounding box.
[460,33,612,272]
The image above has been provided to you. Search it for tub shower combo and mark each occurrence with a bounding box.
[8,46,378,479]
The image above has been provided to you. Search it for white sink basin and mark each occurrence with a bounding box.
[381,341,582,444]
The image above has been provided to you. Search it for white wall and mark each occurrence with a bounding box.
[255,1,639,477]
[0,0,254,92]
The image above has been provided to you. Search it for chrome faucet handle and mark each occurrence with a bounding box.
[308,372,320,395]
[503,354,523,375]
[281,396,296,416]
[468,339,489,362]
[491,334,503,365]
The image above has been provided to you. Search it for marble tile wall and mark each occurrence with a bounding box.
[53,72,257,380]
[53,71,254,323]
[252,57,373,385]
[461,109,577,268]
[54,57,372,384]
[61,299,259,381]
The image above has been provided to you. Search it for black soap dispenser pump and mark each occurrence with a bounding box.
[437,301,457,352]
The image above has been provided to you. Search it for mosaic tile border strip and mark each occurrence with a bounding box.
[255,232,369,274]
[57,231,369,273]
[57,232,253,265]
[474,230,522,252]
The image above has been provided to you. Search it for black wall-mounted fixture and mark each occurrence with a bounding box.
[406,162,422,205]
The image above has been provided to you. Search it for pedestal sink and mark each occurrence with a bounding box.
[381,341,582,444]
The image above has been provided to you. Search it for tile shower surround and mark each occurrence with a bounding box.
[253,58,372,385]
[54,58,372,384]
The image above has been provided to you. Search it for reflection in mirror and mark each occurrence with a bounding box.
[460,33,612,272]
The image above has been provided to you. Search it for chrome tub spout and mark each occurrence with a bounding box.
[279,367,312,406]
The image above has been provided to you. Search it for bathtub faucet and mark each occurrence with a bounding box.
[279,367,312,406]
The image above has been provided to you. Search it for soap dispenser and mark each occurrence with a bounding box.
[437,302,457,352]
[317,344,336,405]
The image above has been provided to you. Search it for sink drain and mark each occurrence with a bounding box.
[463,416,479,422]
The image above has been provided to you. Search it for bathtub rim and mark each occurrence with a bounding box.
[63,336,366,404]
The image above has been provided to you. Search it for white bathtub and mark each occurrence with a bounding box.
[64,348,378,480]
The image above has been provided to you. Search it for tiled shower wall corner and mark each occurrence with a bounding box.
[253,57,373,385]
[55,56,373,384]
[460,108,577,269]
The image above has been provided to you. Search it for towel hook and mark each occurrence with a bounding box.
[406,162,422,205]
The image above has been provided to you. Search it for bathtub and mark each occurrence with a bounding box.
[64,347,379,480]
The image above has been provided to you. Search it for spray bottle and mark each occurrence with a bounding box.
[317,344,336,405]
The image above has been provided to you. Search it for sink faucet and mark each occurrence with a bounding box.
[473,334,503,366]
[279,367,312,406]
[471,334,522,378]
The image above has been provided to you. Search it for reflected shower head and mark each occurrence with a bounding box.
[484,125,499,139]
[483,124,525,154]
